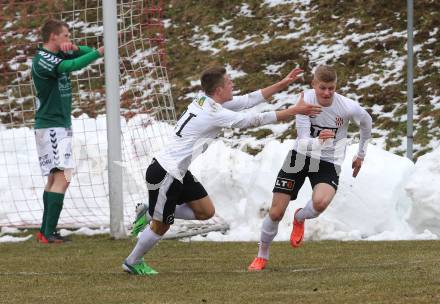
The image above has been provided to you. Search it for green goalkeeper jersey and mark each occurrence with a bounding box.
[32,46,101,129]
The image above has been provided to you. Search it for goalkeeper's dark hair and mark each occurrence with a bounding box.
[200,66,226,95]
[41,19,69,43]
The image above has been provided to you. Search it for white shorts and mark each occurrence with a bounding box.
[35,127,74,176]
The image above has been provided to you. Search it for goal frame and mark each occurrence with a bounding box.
[103,0,124,239]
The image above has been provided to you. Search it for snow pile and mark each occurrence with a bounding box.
[405,147,440,236]
[189,141,438,241]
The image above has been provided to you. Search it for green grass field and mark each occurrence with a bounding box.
[1,234,439,304]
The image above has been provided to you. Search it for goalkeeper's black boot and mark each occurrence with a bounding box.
[43,232,71,243]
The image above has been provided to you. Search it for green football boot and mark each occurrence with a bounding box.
[122,260,158,276]
[131,203,151,237]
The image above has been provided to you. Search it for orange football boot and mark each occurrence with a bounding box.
[248,257,268,271]
[290,208,305,248]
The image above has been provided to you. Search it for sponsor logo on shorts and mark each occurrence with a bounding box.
[165,214,175,224]
[64,153,71,159]
[275,178,295,190]
[331,180,338,187]
[39,154,52,167]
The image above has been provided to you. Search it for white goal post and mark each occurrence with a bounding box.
[0,0,229,239]
[103,0,124,238]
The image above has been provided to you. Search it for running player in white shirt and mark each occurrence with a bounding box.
[123,66,322,275]
[248,65,373,271]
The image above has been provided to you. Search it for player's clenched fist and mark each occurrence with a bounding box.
[352,156,363,178]
[318,129,335,140]
[97,46,104,56]
[60,42,78,52]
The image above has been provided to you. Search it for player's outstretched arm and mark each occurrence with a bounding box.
[261,67,303,100]
[350,103,372,178]
[59,41,104,56]
[74,46,103,57]
[275,92,322,121]
[56,45,104,74]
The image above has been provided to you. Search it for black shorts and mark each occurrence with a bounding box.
[273,150,341,200]
[145,159,208,224]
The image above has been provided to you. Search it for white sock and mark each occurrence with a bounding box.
[257,215,279,260]
[175,204,197,220]
[126,226,162,265]
[295,199,320,222]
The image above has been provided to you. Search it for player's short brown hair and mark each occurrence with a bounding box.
[314,65,337,83]
[41,19,69,43]
[200,66,227,95]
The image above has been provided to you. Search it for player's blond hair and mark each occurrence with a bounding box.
[314,65,337,83]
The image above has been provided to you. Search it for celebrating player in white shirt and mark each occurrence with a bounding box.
[123,66,322,275]
[248,65,373,271]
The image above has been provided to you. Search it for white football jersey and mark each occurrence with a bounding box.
[156,90,277,181]
[293,89,372,165]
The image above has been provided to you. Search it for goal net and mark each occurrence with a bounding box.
[0,0,229,238]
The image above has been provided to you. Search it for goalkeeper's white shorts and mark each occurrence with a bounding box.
[34,127,74,176]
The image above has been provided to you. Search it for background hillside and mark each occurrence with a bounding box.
[0,0,439,158]
[163,0,439,158]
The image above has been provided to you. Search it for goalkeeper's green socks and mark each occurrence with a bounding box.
[44,192,65,237]
[39,191,49,233]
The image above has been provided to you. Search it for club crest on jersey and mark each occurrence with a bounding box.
[196,96,206,107]
[275,178,295,190]
[335,116,344,127]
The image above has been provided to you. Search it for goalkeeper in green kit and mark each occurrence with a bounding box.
[32,19,104,243]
